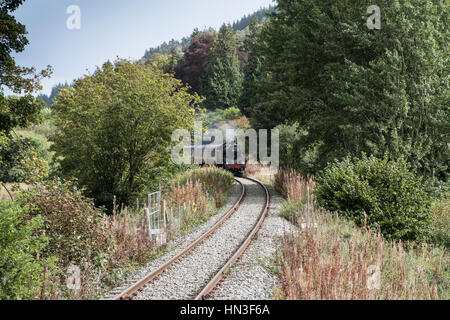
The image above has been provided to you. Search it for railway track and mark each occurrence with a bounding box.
[107,177,270,300]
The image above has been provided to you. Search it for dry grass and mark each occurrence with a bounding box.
[274,168,315,202]
[106,206,155,268]
[98,168,233,292]
[244,164,278,185]
[275,167,449,300]
[165,179,215,238]
[277,208,448,300]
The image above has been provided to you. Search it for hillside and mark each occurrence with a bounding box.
[141,6,275,61]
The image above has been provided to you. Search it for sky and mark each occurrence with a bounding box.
[11,0,274,96]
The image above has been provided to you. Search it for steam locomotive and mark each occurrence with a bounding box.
[184,142,246,176]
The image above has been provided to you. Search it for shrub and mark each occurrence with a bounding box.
[20,180,111,269]
[0,136,49,183]
[0,201,57,299]
[231,116,251,131]
[279,200,305,224]
[274,122,321,174]
[106,207,155,268]
[316,155,433,242]
[431,196,450,248]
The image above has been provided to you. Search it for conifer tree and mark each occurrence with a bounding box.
[201,24,243,110]
[240,17,267,117]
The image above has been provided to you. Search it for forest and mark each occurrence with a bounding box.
[0,0,448,300]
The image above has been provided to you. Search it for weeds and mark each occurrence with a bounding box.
[277,208,448,300]
[275,167,449,300]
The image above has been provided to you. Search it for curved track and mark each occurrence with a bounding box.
[110,177,270,300]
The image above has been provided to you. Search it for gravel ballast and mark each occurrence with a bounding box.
[134,178,266,300]
[103,180,242,299]
[204,185,297,300]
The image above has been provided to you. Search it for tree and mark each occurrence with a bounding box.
[258,0,449,178]
[51,60,202,209]
[240,17,267,117]
[0,0,52,184]
[144,53,172,72]
[201,24,243,110]
[174,33,215,93]
[36,82,70,108]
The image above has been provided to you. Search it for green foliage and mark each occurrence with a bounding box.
[430,195,450,249]
[240,17,268,117]
[37,83,70,109]
[0,95,44,134]
[316,155,433,242]
[209,107,243,122]
[50,60,202,209]
[275,122,323,174]
[0,0,52,185]
[201,25,243,110]
[231,6,275,32]
[0,0,51,95]
[280,199,305,224]
[256,0,449,179]
[144,53,173,73]
[0,200,56,300]
[0,135,49,183]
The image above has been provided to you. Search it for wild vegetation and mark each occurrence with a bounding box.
[1,0,448,301]
[0,168,233,299]
[50,60,202,210]
[274,168,449,300]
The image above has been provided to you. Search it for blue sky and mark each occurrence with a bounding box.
[11,0,274,96]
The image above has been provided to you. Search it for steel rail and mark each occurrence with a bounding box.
[111,178,246,300]
[194,177,270,300]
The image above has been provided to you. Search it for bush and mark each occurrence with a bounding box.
[21,180,111,269]
[431,196,450,248]
[209,107,243,123]
[316,155,433,242]
[0,136,49,183]
[274,168,315,202]
[279,200,305,224]
[274,122,321,174]
[0,201,57,299]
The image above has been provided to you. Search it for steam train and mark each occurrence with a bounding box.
[184,142,247,176]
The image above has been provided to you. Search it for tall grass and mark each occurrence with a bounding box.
[277,208,448,300]
[170,167,233,207]
[274,168,315,202]
[275,167,449,300]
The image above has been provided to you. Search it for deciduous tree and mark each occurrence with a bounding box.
[258,0,449,178]
[51,60,202,209]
